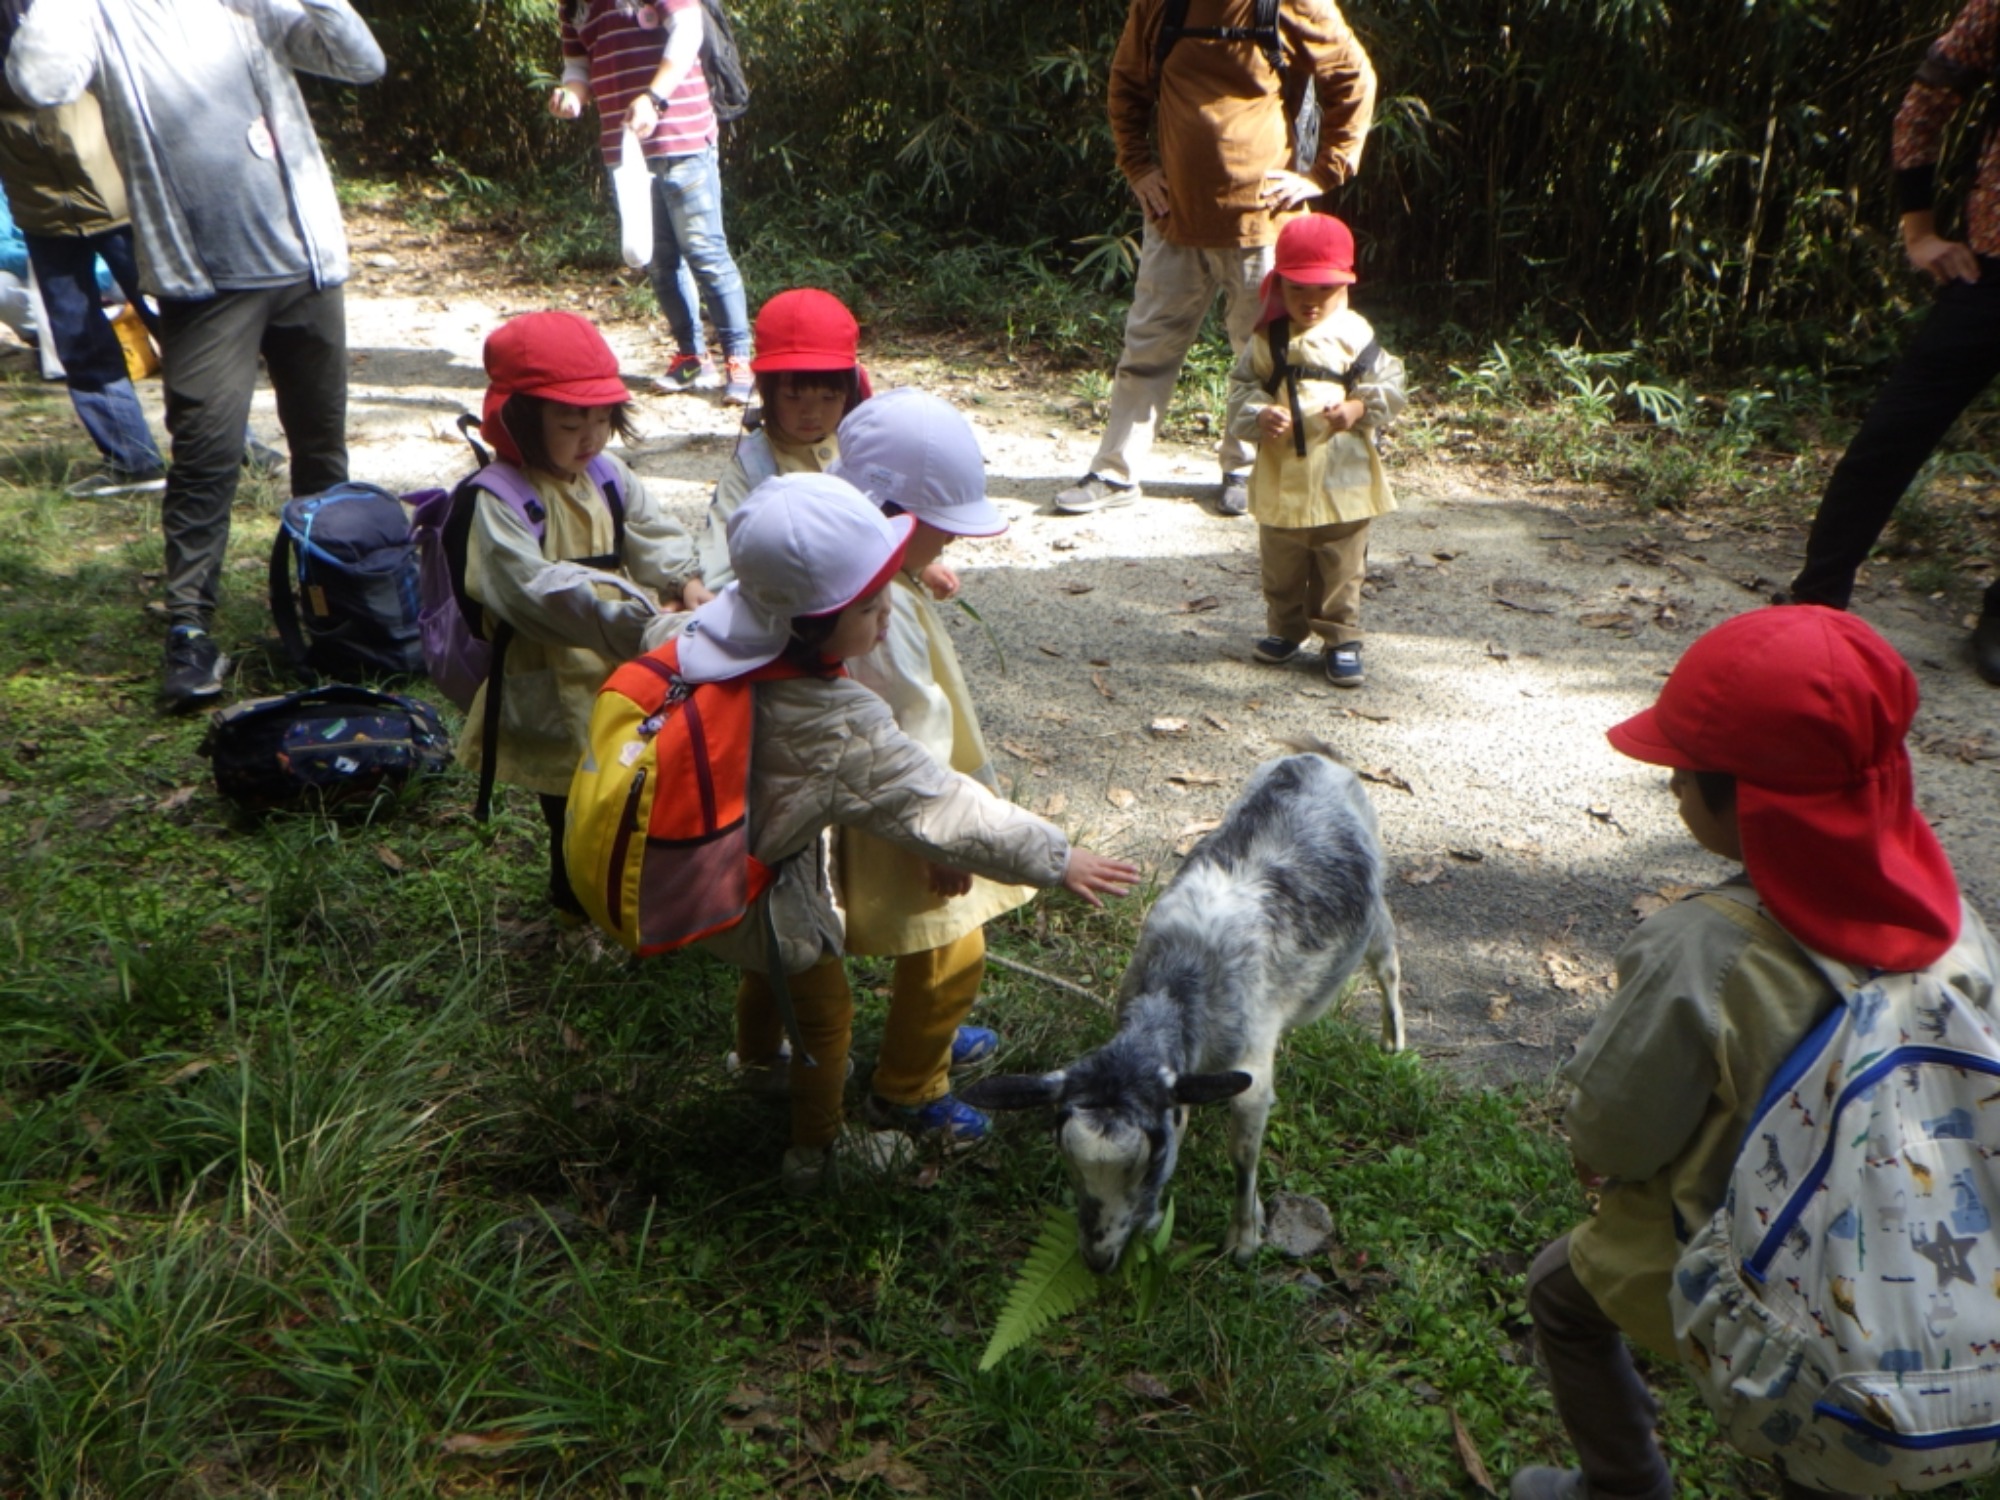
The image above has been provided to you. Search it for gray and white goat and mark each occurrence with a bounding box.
[963,745,1401,1271]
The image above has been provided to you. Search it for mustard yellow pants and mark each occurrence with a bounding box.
[736,959,854,1149]
[871,927,987,1108]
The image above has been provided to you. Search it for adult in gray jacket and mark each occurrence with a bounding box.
[8,0,385,710]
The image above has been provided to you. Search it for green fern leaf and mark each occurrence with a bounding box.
[979,1207,1100,1371]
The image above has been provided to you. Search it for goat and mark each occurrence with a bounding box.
[962,743,1401,1271]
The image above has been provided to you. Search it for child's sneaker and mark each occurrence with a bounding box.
[726,1043,852,1099]
[949,1024,999,1069]
[1252,635,1303,665]
[864,1092,990,1147]
[662,353,719,392]
[1325,643,1364,688]
[782,1128,913,1196]
[721,356,755,406]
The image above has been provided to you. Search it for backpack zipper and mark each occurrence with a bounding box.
[606,766,647,932]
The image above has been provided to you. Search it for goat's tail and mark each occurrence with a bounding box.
[1278,733,1349,766]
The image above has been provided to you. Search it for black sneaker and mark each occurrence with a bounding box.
[1325,642,1364,687]
[1218,474,1250,516]
[161,626,229,712]
[1252,635,1303,664]
[1053,476,1138,515]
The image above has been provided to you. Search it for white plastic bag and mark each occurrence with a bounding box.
[611,127,654,270]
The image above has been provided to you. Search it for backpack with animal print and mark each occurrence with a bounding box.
[1670,901,2000,1494]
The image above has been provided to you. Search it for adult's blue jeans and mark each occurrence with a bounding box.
[645,145,749,359]
[24,226,164,476]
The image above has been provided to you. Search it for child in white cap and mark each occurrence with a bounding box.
[649,472,1139,1192]
[826,389,1028,1146]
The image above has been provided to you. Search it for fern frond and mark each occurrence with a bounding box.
[978,1207,1099,1372]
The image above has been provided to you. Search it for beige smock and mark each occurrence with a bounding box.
[697,426,837,588]
[1225,306,1404,529]
[637,614,1071,977]
[840,572,1035,956]
[457,454,698,796]
[1564,880,2000,1357]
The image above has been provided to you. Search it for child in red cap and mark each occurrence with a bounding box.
[1226,212,1405,687]
[459,310,710,928]
[1511,605,1999,1500]
[696,289,868,589]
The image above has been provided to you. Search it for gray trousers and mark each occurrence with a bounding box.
[1527,1235,1854,1499]
[159,279,349,628]
[1087,223,1270,486]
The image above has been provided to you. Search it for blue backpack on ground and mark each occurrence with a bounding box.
[405,420,627,820]
[268,483,425,681]
[1671,893,2000,1494]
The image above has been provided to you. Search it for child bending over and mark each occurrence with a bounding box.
[1511,605,1999,1500]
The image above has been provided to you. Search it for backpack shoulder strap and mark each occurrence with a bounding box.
[267,511,310,673]
[585,453,628,561]
[1154,0,1193,75]
[1253,0,1283,75]
[1260,315,1291,397]
[1341,336,1381,392]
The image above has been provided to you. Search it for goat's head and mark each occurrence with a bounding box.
[963,1061,1250,1273]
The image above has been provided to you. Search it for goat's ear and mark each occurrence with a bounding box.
[1172,1071,1252,1106]
[959,1072,1066,1112]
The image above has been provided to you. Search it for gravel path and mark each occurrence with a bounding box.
[309,218,2000,1085]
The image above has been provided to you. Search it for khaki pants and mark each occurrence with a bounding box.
[1259,518,1370,646]
[1088,223,1271,486]
[736,959,854,1149]
[871,928,986,1108]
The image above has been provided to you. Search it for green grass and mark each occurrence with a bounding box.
[2,370,1802,1497]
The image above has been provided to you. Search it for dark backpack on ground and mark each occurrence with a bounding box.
[1155,0,1320,175]
[406,431,628,822]
[269,483,426,681]
[202,684,451,810]
[698,0,750,123]
[1258,313,1380,456]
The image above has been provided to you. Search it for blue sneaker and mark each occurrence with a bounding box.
[949,1025,999,1069]
[865,1092,990,1146]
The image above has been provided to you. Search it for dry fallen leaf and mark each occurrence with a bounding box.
[1038,792,1069,818]
[155,785,197,814]
[1168,770,1223,787]
[1036,643,1065,658]
[1544,950,1601,993]
[1149,717,1190,736]
[1180,594,1222,613]
[1359,766,1413,794]
[559,1021,588,1054]
[1001,739,1049,764]
[1107,786,1137,809]
[1484,641,1511,663]
[1586,804,1627,834]
[1061,581,1095,595]
[436,1431,529,1456]
[1447,847,1484,862]
[1091,670,1116,701]
[1202,711,1232,731]
[1122,1371,1175,1404]
[1629,881,1701,920]
[375,843,406,874]
[1174,818,1222,855]
[1485,993,1513,1023]
[1451,1408,1498,1496]
[1578,610,1636,630]
[1399,862,1445,886]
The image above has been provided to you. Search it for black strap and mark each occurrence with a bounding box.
[761,897,815,1069]
[267,523,313,674]
[473,622,512,822]
[1261,319,1380,459]
[1156,0,1284,78]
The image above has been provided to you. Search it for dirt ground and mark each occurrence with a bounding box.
[179,210,2000,1084]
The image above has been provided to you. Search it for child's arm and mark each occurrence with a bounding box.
[466,491,658,661]
[609,460,707,608]
[1226,335,1278,444]
[550,10,591,118]
[1350,347,1409,433]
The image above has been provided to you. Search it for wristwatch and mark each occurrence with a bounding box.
[646,88,672,111]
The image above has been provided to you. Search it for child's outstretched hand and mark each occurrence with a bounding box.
[1061,849,1140,908]
[919,560,960,601]
[548,83,586,119]
[927,862,973,898]
[1322,398,1365,434]
[1257,405,1293,441]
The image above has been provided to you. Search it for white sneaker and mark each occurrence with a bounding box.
[66,466,166,498]
[781,1128,914,1196]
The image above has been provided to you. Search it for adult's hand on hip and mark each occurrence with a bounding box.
[1260,169,1322,211]
[1130,169,1170,221]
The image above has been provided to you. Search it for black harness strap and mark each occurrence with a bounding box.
[1155,0,1284,80]
[1259,315,1381,457]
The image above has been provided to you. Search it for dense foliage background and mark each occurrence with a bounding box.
[334,0,1967,363]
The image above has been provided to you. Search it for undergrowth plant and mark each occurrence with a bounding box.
[979,1200,1194,1371]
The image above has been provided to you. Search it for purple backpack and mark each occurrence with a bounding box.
[407,450,625,818]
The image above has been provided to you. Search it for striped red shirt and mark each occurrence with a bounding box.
[562,0,717,166]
